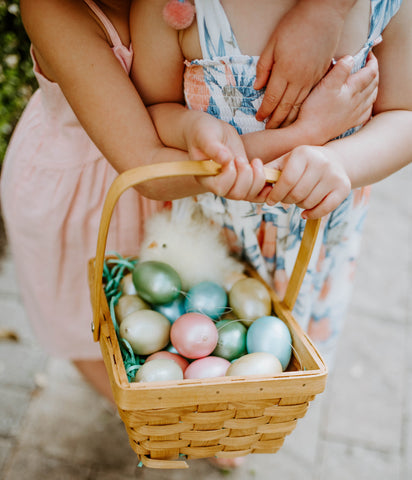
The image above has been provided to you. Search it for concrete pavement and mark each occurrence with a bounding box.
[0,164,411,479]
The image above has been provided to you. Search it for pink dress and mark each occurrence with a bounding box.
[0,0,160,359]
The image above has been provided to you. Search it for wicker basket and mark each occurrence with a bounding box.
[88,160,327,469]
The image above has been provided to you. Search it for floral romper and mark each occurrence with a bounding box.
[180,0,402,363]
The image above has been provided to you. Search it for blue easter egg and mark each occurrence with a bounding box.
[153,294,186,324]
[184,281,228,319]
[246,315,292,370]
[165,343,180,355]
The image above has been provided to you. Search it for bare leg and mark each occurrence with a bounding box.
[208,456,246,470]
[72,359,115,405]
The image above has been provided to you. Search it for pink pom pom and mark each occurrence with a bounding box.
[162,0,196,30]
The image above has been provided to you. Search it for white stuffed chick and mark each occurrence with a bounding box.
[138,200,245,291]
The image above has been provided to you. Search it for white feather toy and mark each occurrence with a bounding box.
[138,200,245,291]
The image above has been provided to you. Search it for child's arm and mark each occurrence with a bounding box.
[131,0,270,203]
[243,53,378,163]
[254,0,356,129]
[131,0,375,203]
[148,50,378,166]
[263,0,412,219]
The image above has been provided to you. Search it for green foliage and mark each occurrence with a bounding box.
[0,1,37,164]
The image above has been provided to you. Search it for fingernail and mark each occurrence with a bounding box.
[373,35,382,47]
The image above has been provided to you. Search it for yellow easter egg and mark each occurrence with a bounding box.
[229,277,271,326]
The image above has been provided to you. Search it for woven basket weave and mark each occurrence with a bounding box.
[88,160,327,469]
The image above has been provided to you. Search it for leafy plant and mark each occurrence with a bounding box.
[0,1,37,164]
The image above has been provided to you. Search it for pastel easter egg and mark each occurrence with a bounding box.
[222,271,248,292]
[184,356,231,379]
[212,319,247,361]
[134,358,183,383]
[145,351,189,373]
[153,294,186,324]
[184,281,228,319]
[170,312,218,359]
[114,294,149,324]
[165,343,180,355]
[119,309,170,355]
[132,260,181,305]
[226,352,282,377]
[246,315,292,370]
[119,273,138,295]
[229,278,272,327]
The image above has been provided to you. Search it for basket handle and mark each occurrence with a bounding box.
[91,160,320,341]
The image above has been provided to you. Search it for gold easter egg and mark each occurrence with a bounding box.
[229,277,271,326]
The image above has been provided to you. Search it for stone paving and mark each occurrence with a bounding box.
[0,164,411,479]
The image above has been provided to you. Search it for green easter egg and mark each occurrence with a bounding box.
[213,319,247,361]
[132,260,181,305]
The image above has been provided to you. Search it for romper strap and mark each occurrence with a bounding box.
[194,0,242,59]
[368,0,402,45]
[83,0,124,48]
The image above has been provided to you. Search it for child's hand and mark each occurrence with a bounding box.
[264,145,351,219]
[197,156,270,203]
[296,52,379,144]
[184,113,269,202]
[254,1,346,129]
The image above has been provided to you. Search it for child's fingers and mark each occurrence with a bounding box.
[355,87,378,125]
[279,87,311,128]
[265,83,303,129]
[224,157,255,200]
[254,45,275,91]
[301,190,345,219]
[280,169,322,206]
[198,159,236,196]
[254,184,274,203]
[264,153,306,206]
[255,73,287,122]
[321,55,354,89]
[348,53,379,93]
[191,132,235,164]
[354,71,379,100]
[190,143,232,164]
[246,158,269,200]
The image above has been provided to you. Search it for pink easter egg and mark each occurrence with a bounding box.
[145,351,189,373]
[170,312,218,359]
[184,356,231,379]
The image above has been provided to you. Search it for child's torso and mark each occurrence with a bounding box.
[181,0,402,287]
[181,0,371,61]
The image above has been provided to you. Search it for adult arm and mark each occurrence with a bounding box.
[19,0,202,200]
